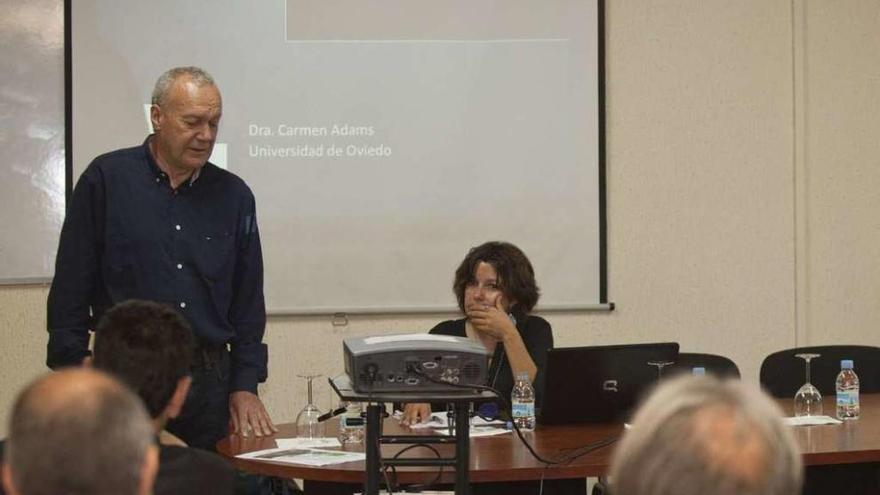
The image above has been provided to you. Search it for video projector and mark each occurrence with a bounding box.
[344,334,489,393]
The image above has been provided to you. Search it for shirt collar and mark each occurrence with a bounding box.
[189,166,202,185]
[143,135,205,188]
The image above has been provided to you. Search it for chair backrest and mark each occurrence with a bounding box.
[759,345,880,398]
[668,352,741,379]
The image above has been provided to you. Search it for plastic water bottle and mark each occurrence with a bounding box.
[511,372,535,431]
[836,360,860,420]
[692,367,706,376]
[337,401,365,444]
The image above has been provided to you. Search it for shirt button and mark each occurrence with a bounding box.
[179,302,186,309]
[155,177,160,183]
[175,224,181,231]
[176,263,183,270]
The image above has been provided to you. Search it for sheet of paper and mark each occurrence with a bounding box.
[406,416,447,429]
[237,447,365,466]
[783,415,842,426]
[275,437,342,449]
[433,425,510,437]
[393,411,506,429]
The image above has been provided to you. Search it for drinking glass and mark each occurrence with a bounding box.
[794,353,823,417]
[295,374,325,439]
[647,361,675,380]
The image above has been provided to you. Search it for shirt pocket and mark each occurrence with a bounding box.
[196,230,236,283]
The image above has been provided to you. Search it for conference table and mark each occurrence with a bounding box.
[217,393,880,493]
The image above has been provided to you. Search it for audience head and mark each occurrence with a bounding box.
[453,241,540,316]
[2,368,158,495]
[93,299,195,422]
[609,375,802,495]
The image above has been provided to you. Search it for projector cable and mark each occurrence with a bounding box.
[410,368,620,466]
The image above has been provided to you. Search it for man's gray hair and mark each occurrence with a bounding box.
[609,375,803,495]
[151,66,216,105]
[5,369,155,495]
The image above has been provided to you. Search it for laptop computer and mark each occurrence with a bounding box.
[538,342,679,425]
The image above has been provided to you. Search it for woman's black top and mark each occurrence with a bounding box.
[428,314,553,409]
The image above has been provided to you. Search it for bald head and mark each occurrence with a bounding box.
[609,375,803,495]
[3,369,158,495]
[18,367,121,415]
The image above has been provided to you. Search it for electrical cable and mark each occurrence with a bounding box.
[410,367,619,466]
[385,443,445,492]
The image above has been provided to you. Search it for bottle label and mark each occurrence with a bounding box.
[837,390,859,407]
[512,402,534,419]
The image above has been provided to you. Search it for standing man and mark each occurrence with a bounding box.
[47,66,276,450]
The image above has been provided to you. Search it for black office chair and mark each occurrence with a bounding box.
[668,352,740,379]
[759,345,880,398]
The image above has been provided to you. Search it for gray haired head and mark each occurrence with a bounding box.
[609,375,803,495]
[4,368,156,495]
[151,66,216,106]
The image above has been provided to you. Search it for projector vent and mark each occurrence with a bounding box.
[463,362,481,381]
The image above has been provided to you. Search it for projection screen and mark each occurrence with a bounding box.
[71,0,606,314]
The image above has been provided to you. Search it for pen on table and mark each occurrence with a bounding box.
[317,406,347,422]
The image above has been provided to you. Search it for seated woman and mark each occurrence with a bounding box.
[401,240,553,425]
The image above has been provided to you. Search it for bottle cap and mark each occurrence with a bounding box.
[692,367,706,376]
[841,359,854,369]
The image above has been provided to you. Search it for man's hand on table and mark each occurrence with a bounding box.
[230,391,278,437]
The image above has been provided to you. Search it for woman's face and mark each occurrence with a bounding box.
[464,261,512,312]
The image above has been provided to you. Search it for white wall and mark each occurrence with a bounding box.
[3,0,880,434]
[796,0,880,345]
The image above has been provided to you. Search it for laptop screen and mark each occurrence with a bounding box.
[539,342,679,425]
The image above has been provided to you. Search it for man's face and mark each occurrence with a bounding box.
[150,77,222,173]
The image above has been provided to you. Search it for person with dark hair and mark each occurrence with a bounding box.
[92,299,235,495]
[2,368,158,495]
[94,299,196,420]
[401,241,553,425]
[47,66,275,450]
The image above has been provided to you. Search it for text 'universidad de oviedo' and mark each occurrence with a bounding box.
[248,144,391,158]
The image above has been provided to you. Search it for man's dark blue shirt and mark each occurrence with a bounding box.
[47,137,267,393]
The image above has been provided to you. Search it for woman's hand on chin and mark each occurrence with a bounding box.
[467,297,515,342]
